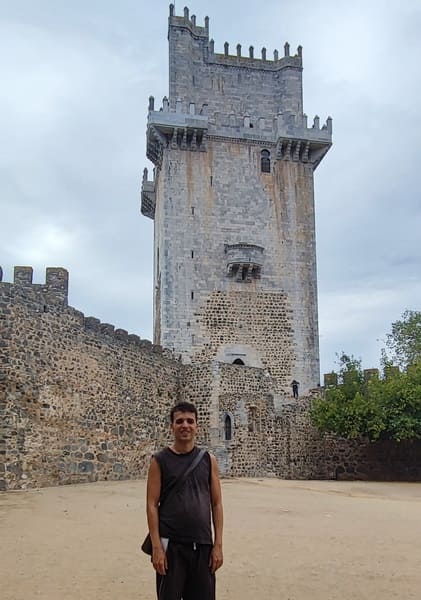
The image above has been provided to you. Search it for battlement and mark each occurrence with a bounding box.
[168,5,302,71]
[168,4,209,39]
[0,266,69,308]
[0,265,174,360]
[145,93,331,169]
[82,315,171,356]
[208,42,302,71]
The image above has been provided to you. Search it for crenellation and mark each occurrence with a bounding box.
[99,323,115,336]
[84,316,101,331]
[14,266,33,285]
[114,328,129,341]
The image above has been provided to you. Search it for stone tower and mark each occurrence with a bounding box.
[142,4,331,396]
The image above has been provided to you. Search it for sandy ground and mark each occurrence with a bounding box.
[1,479,420,600]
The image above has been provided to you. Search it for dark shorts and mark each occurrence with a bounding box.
[156,542,215,600]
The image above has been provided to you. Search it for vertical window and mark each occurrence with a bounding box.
[261,149,271,173]
[224,414,232,441]
[249,406,257,432]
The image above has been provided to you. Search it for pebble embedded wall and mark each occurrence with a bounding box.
[0,268,179,490]
[197,290,293,393]
[1,267,420,491]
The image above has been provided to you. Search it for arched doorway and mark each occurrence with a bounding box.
[232,358,245,365]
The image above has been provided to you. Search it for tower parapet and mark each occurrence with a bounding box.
[143,4,331,183]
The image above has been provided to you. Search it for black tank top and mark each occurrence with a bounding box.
[155,446,213,545]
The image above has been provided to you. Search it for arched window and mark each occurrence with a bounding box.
[232,358,245,365]
[224,414,232,441]
[261,149,270,173]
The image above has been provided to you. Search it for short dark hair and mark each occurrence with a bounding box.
[170,402,198,423]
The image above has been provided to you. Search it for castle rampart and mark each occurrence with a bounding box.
[0,267,179,491]
[1,266,420,490]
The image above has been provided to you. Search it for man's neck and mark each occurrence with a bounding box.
[171,441,195,454]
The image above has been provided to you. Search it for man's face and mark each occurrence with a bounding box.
[171,411,198,442]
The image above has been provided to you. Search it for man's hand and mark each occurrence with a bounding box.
[152,545,167,575]
[209,543,223,574]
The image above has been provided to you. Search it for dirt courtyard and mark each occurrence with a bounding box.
[0,478,420,600]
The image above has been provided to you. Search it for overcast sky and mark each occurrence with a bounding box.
[1,0,420,376]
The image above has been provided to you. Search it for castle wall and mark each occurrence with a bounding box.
[0,268,179,490]
[2,267,420,490]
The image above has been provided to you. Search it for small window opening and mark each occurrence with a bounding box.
[261,149,271,173]
[232,358,245,365]
[191,291,194,300]
[224,415,232,441]
[191,206,195,215]
[191,250,194,258]
[248,406,257,432]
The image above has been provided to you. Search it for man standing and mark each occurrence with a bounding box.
[146,402,224,600]
[291,380,300,399]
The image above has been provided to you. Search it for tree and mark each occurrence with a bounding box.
[383,310,421,370]
[311,353,421,442]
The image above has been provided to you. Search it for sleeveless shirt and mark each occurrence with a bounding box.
[154,446,213,545]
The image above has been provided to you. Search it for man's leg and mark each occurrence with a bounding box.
[156,542,186,600]
[183,545,215,600]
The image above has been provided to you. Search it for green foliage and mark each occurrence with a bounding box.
[383,309,421,370]
[311,353,421,442]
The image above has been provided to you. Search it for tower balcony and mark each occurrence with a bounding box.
[225,243,264,282]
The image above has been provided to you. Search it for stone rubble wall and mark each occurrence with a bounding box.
[0,270,179,490]
[1,269,420,491]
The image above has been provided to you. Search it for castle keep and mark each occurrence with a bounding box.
[142,5,332,395]
[2,7,419,491]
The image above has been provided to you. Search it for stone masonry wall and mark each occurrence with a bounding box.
[0,268,180,491]
[155,138,319,393]
[1,267,420,490]
[168,9,303,123]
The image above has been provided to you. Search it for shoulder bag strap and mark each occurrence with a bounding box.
[159,448,207,509]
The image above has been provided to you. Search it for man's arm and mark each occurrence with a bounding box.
[146,457,167,575]
[209,453,224,573]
